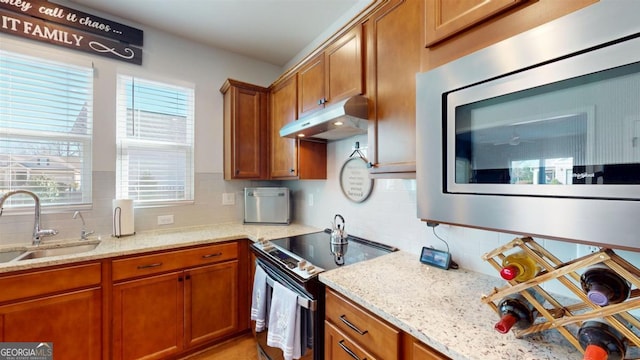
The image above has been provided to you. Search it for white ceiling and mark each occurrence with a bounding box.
[68,0,364,67]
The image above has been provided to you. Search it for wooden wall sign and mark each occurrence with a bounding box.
[0,0,143,45]
[0,0,143,64]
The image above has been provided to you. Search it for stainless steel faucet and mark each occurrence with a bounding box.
[72,211,94,240]
[0,190,58,246]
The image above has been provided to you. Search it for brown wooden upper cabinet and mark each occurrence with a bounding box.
[270,74,327,180]
[366,0,423,178]
[221,79,269,180]
[298,26,364,119]
[270,75,300,179]
[424,0,525,46]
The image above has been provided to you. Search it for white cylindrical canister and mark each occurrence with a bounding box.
[112,199,135,237]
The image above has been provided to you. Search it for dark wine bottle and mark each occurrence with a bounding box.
[494,289,544,334]
[578,319,626,360]
[580,264,630,306]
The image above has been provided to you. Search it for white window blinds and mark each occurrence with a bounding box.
[116,75,195,205]
[0,50,93,208]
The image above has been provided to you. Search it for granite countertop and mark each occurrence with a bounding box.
[0,222,321,274]
[319,251,582,360]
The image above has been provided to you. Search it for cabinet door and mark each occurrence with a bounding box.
[367,0,423,177]
[184,260,239,348]
[270,75,299,178]
[425,0,524,46]
[412,339,450,360]
[112,272,184,360]
[326,25,364,103]
[0,288,102,360]
[222,80,268,179]
[298,54,326,118]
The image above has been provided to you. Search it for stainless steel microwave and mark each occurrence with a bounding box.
[416,0,640,250]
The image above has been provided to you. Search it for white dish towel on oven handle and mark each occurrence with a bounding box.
[267,281,301,360]
[251,265,268,332]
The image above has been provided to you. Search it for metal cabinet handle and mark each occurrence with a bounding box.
[202,252,222,259]
[339,315,368,335]
[137,262,163,269]
[338,340,365,360]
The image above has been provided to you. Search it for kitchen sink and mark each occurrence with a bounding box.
[15,241,101,261]
[0,250,27,263]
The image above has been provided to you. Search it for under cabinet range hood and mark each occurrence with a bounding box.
[279,95,369,140]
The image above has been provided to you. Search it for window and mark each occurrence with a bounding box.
[116,75,194,205]
[0,50,93,209]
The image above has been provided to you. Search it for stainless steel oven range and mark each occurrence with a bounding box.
[250,229,396,360]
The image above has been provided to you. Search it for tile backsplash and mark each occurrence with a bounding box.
[285,135,640,300]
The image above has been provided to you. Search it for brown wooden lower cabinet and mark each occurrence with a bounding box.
[184,260,239,348]
[111,242,244,360]
[0,262,103,360]
[325,321,380,360]
[0,287,102,359]
[325,288,449,360]
[112,271,184,360]
[410,337,450,360]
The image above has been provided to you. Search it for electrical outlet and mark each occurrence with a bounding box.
[222,192,235,205]
[308,193,314,206]
[157,215,174,225]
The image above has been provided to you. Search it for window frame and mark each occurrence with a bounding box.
[0,48,94,212]
[115,74,195,207]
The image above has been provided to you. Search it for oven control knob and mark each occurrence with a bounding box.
[298,260,307,270]
[262,243,274,251]
[307,267,318,275]
[305,265,315,273]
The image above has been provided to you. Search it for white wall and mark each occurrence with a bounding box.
[0,4,282,245]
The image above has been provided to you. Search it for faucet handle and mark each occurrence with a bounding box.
[81,229,95,240]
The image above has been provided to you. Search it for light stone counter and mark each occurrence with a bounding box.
[319,251,582,360]
[0,222,321,274]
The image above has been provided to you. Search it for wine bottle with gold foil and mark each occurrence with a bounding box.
[499,251,542,282]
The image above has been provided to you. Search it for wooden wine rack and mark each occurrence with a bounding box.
[481,236,640,356]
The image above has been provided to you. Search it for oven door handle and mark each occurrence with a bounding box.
[257,260,317,311]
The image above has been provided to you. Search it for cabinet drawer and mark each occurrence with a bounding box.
[112,242,238,282]
[0,262,101,303]
[325,321,379,360]
[326,289,400,360]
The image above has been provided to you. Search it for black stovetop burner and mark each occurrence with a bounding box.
[253,229,397,280]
